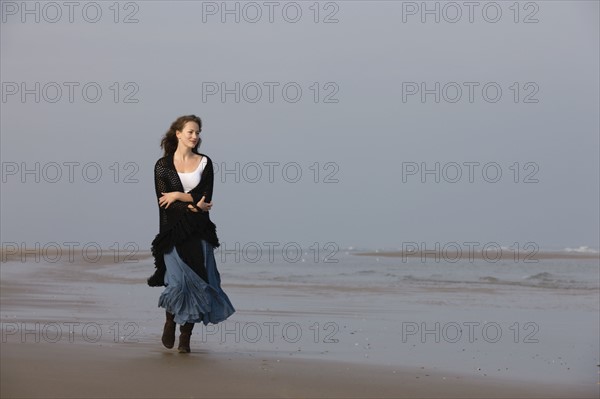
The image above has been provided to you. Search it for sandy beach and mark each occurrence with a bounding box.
[2,340,592,399]
[1,248,598,398]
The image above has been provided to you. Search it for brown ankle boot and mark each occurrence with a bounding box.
[161,312,176,349]
[177,323,194,353]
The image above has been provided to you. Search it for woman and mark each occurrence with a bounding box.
[147,114,235,353]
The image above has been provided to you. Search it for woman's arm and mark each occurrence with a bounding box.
[158,191,193,208]
[187,157,215,213]
[190,156,214,204]
[195,157,214,212]
[154,159,193,212]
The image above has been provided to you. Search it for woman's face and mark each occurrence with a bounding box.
[176,121,201,150]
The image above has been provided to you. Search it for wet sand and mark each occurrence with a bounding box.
[1,251,598,398]
[2,340,593,399]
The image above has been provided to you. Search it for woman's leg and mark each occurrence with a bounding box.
[160,248,200,352]
[177,323,195,353]
[159,244,234,352]
[161,311,176,349]
[160,249,181,349]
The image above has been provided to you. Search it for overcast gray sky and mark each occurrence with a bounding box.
[1,1,598,253]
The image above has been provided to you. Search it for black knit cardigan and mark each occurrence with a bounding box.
[147,153,220,287]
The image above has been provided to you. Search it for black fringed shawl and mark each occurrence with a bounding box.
[147,153,220,287]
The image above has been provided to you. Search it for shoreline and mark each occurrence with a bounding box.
[2,247,598,262]
[2,247,599,266]
[354,250,600,260]
[1,252,598,398]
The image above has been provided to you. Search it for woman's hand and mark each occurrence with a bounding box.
[188,195,212,212]
[159,192,182,208]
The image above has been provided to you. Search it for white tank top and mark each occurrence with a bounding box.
[177,157,207,193]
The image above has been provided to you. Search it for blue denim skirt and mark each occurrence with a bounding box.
[158,241,235,325]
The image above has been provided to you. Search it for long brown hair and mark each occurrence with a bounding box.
[160,115,203,156]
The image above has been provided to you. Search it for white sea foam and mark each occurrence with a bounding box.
[564,245,599,253]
